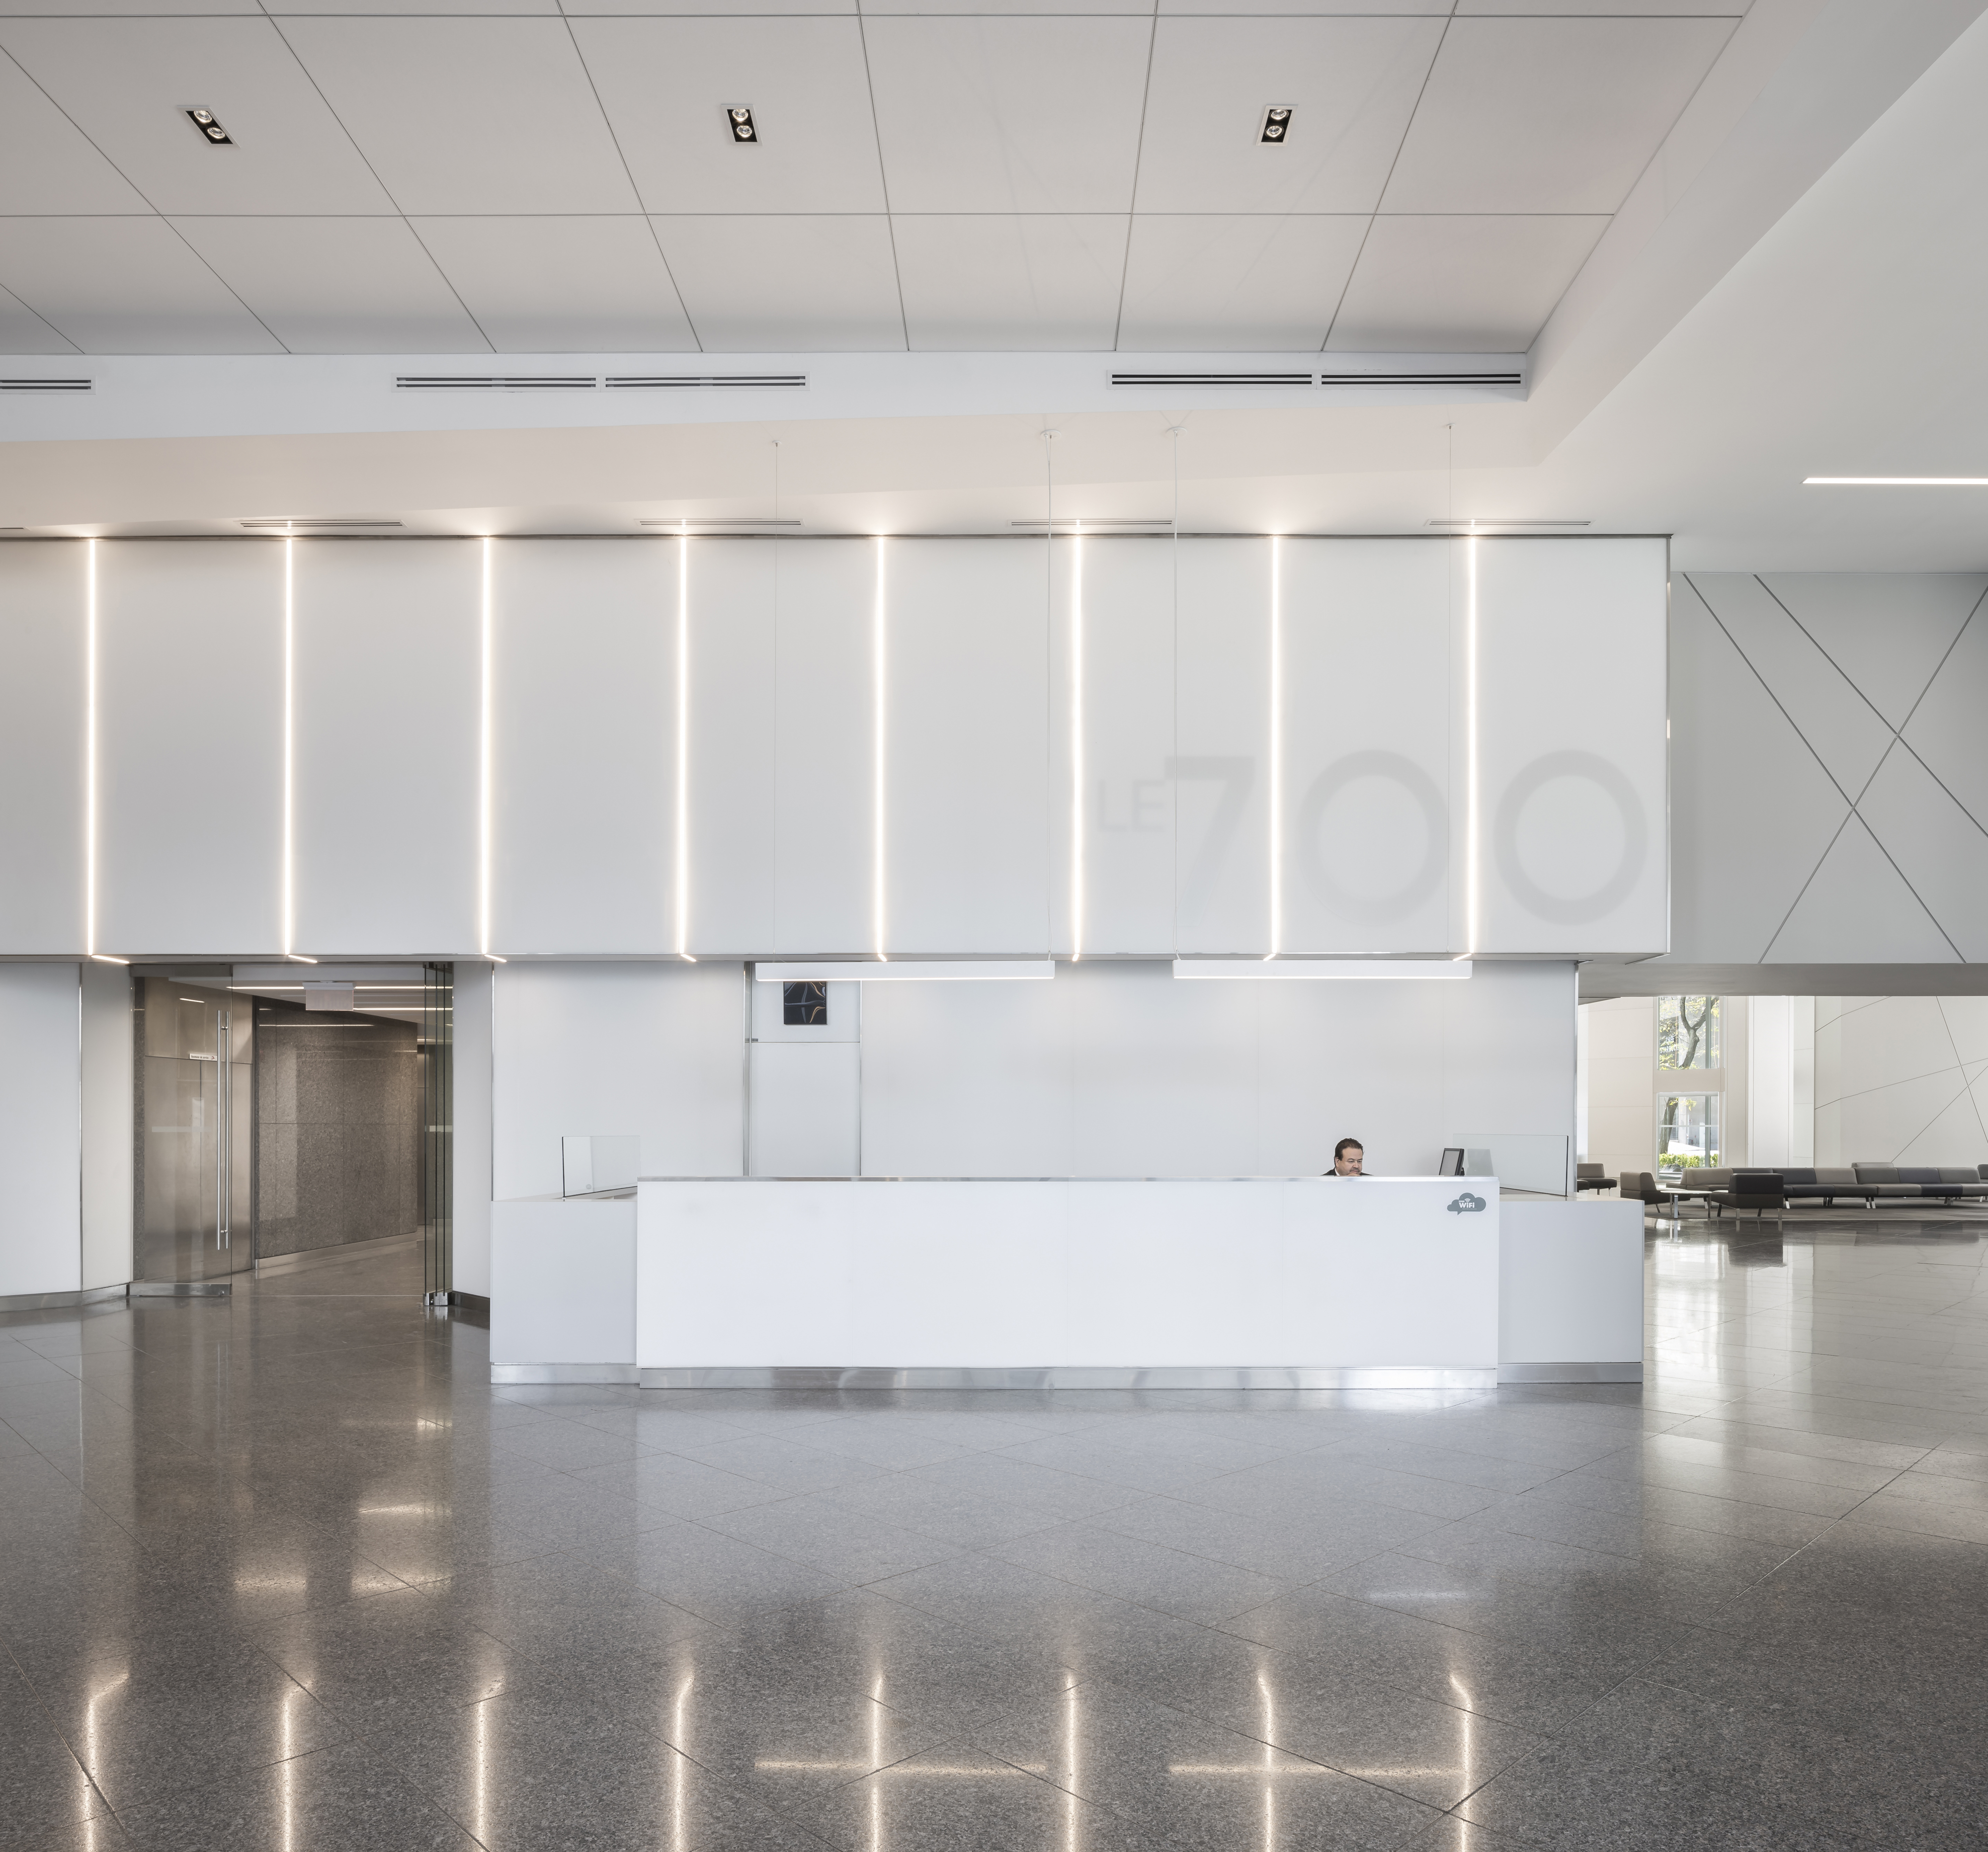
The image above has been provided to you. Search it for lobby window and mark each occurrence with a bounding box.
[782,981,827,1026]
[1658,995,1721,1070]
[1659,1092,1721,1170]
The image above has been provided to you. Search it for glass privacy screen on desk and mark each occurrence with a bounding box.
[562,1135,641,1197]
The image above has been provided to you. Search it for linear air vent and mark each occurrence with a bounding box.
[639,518,802,527]
[606,374,807,390]
[1319,371,1523,388]
[1112,372,1313,388]
[1,377,92,393]
[240,518,403,530]
[1010,518,1172,528]
[1110,370,1523,390]
[395,375,599,392]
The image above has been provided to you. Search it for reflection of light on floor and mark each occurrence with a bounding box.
[671,1674,692,1852]
[1450,1673,1476,1799]
[234,1572,308,1595]
[280,1680,299,1852]
[83,1670,128,1852]
[1065,1679,1078,1852]
[356,1503,447,1517]
[474,1689,490,1848]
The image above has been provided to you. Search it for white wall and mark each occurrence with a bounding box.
[1667,572,1988,965]
[1747,994,1817,1169]
[1580,995,1655,1183]
[1816,994,1988,1166]
[490,961,746,1201]
[0,535,1668,961]
[858,959,1574,1181]
[0,964,81,1299]
[80,960,132,1290]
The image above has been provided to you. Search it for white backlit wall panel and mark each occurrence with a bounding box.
[1174,538,1273,953]
[684,539,777,953]
[96,540,283,955]
[1049,536,1176,956]
[491,539,671,953]
[1474,538,1668,955]
[293,540,480,954]
[0,543,85,951]
[884,538,1050,954]
[1278,538,1454,954]
[860,957,1572,1179]
[773,539,876,955]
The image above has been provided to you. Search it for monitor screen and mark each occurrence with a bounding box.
[1438,1147,1465,1177]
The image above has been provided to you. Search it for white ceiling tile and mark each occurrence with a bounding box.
[171,218,487,354]
[1326,214,1607,351]
[894,215,1126,351]
[1459,3,1745,13]
[413,217,696,352]
[0,0,259,13]
[571,17,884,214]
[0,217,281,352]
[0,18,397,215]
[1135,17,1443,215]
[264,0,557,11]
[653,215,901,351]
[0,279,75,352]
[1381,17,1738,214]
[864,0,1149,11]
[1155,1,1446,13]
[864,17,1153,213]
[579,0,852,12]
[277,18,642,215]
[1118,215,1366,351]
[0,45,150,212]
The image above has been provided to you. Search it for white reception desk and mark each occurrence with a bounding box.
[490,1177,1645,1391]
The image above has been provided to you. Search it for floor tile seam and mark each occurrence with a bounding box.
[1468,1503,1809,1572]
[1635,1440,1915,1495]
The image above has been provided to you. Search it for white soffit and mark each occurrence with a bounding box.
[409,218,697,355]
[1134,15,1445,215]
[757,962,1056,982]
[1173,960,1473,980]
[171,219,488,355]
[652,218,905,352]
[272,16,641,216]
[863,16,1154,214]
[0,17,396,216]
[1118,216,1367,352]
[0,218,281,355]
[1328,216,1610,353]
[569,16,888,215]
[895,216,1128,352]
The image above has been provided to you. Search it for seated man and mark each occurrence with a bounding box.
[1328,1137,1364,1176]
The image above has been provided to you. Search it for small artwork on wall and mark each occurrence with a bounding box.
[783,981,828,1027]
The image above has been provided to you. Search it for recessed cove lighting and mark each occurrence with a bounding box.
[728,106,758,144]
[1804,476,1988,486]
[240,519,402,530]
[1260,106,1292,144]
[184,107,231,145]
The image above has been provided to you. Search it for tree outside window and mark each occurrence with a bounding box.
[1659,1092,1721,1170]
[1658,996,1721,1071]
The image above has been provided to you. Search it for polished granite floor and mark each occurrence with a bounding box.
[5,1216,1988,1852]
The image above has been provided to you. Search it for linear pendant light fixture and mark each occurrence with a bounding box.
[1174,960,1471,980]
[674,527,692,960]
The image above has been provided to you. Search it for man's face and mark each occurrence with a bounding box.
[1335,1147,1364,1175]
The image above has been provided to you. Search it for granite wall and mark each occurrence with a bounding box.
[255,1006,422,1257]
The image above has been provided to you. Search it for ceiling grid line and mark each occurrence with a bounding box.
[1106,2,1160,354]
[558,12,702,354]
[259,14,499,354]
[852,6,911,352]
[1316,1,1455,354]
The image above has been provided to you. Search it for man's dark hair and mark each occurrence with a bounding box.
[1334,1138,1363,1162]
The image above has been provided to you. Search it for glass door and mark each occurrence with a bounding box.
[136,974,253,1283]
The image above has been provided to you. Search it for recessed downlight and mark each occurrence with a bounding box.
[1260,106,1291,144]
[728,106,757,144]
[184,107,232,146]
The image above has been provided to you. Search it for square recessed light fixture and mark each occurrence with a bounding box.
[1260,107,1292,145]
[727,106,757,144]
[184,107,231,145]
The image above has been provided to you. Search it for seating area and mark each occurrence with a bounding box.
[1614,1164,1988,1215]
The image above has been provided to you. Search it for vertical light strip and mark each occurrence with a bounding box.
[83,538,97,957]
[1267,535,1283,959]
[1464,532,1480,958]
[675,529,692,959]
[1069,526,1085,961]
[478,536,494,960]
[282,537,295,957]
[872,535,888,961]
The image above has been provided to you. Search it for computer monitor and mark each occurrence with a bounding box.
[1438,1147,1465,1177]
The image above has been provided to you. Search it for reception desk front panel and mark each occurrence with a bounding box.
[633,1176,1500,1386]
